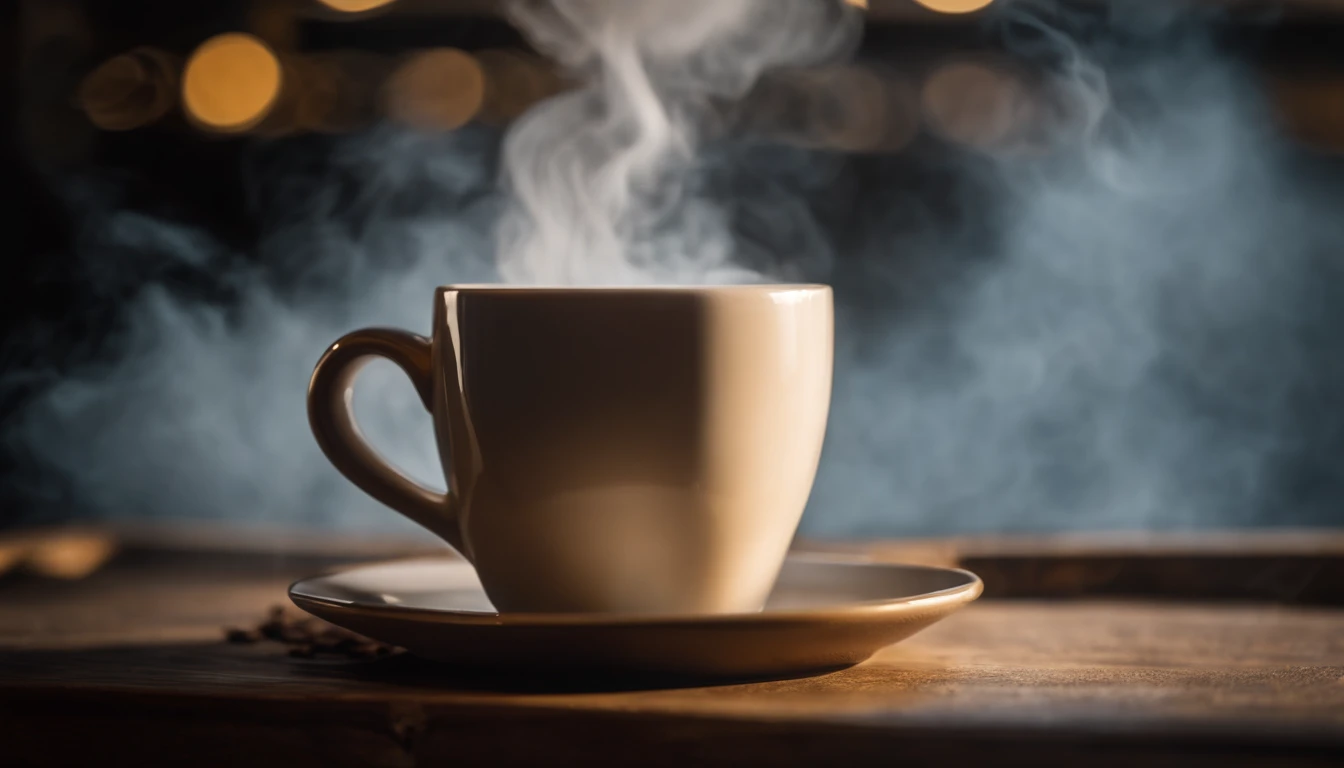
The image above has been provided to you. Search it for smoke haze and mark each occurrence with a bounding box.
[498,0,856,284]
[7,0,1344,538]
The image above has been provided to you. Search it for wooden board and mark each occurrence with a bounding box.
[806,530,1344,604]
[1,537,1343,766]
[10,524,1344,602]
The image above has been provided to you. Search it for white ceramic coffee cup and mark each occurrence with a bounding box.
[308,285,833,614]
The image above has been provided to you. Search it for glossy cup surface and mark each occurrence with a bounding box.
[310,285,833,614]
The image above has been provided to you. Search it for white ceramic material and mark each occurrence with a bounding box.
[308,285,833,615]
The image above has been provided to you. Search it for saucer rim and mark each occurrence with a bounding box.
[288,553,984,628]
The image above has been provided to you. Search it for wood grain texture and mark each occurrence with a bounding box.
[1,542,1342,766]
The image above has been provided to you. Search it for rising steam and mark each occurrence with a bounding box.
[7,0,1344,537]
[498,0,856,283]
[813,2,1339,534]
[4,0,857,534]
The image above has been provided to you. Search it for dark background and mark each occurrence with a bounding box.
[8,0,1344,538]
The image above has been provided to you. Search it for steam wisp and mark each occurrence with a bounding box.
[7,0,1344,538]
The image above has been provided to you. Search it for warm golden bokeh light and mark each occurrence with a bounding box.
[738,65,919,154]
[384,48,485,131]
[182,33,282,133]
[765,66,912,153]
[78,47,179,131]
[913,0,996,13]
[316,0,398,12]
[921,58,1034,151]
[807,66,920,153]
[26,533,118,580]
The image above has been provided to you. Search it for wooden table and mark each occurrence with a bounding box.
[1,527,1342,767]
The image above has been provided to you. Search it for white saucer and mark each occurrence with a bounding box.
[289,554,982,681]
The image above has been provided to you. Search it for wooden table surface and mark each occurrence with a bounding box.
[1,528,1343,767]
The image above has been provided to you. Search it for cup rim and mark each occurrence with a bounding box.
[438,283,831,293]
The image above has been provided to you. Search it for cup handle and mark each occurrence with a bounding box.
[307,328,463,553]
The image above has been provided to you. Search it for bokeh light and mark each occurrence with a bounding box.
[182,33,282,133]
[801,65,920,153]
[913,0,996,13]
[316,0,398,13]
[921,58,1035,152]
[383,48,485,131]
[78,47,179,131]
[26,532,118,580]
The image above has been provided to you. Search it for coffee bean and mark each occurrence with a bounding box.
[224,627,261,644]
[226,606,399,660]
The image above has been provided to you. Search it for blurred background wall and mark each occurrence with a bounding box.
[8,0,1344,540]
